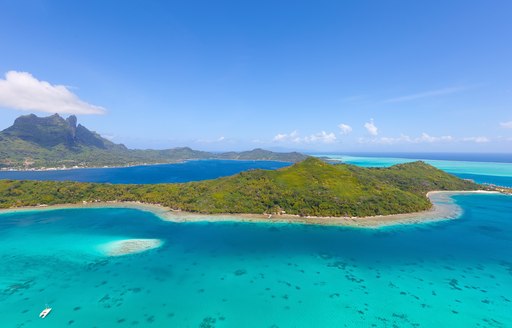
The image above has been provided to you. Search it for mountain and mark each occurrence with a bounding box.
[2,113,125,150]
[0,114,308,168]
[0,157,481,217]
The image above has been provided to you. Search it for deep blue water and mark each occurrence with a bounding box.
[2,154,512,187]
[0,160,290,184]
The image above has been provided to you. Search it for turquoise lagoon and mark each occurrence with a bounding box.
[318,154,512,187]
[1,156,512,327]
[2,195,511,327]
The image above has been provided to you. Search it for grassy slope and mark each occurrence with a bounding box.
[0,158,480,217]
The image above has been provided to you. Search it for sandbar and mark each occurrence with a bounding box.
[100,238,163,256]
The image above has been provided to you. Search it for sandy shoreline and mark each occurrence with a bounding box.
[0,158,295,172]
[0,190,501,228]
[0,160,186,172]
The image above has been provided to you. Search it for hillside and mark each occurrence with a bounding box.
[0,114,307,168]
[0,158,480,217]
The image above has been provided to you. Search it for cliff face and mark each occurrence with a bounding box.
[1,113,124,150]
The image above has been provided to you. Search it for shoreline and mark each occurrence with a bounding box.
[0,190,501,228]
[0,159,192,172]
[0,162,174,172]
[0,158,295,172]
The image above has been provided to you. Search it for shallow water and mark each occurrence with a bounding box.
[1,193,511,327]
[2,155,511,327]
[319,154,512,187]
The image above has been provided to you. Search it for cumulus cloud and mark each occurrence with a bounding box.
[0,71,105,115]
[304,131,337,143]
[338,123,352,135]
[364,119,378,136]
[500,121,512,129]
[273,130,300,143]
[273,130,336,144]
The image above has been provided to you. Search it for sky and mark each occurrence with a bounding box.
[0,0,511,152]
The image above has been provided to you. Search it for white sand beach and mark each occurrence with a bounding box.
[0,190,502,228]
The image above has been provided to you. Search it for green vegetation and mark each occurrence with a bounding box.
[0,114,307,168]
[0,158,480,217]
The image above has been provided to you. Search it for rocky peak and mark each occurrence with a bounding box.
[66,115,77,137]
[1,113,120,150]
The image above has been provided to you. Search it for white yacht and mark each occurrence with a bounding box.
[39,306,52,318]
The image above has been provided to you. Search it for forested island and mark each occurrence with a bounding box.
[0,114,489,218]
[0,157,482,217]
[0,114,307,169]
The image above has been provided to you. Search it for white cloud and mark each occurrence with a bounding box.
[195,136,228,143]
[273,130,336,144]
[500,121,512,129]
[338,123,352,135]
[0,71,105,115]
[364,119,378,136]
[304,131,337,143]
[273,130,300,143]
[101,134,116,141]
[462,136,490,143]
[384,86,468,103]
[374,134,413,145]
[273,134,287,142]
[417,133,453,143]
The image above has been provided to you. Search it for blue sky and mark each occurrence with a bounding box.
[0,0,511,152]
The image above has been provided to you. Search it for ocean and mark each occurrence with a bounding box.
[1,154,511,327]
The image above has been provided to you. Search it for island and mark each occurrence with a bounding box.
[0,113,307,169]
[0,157,495,227]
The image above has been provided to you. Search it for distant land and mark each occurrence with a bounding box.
[0,114,307,169]
[0,157,484,217]
[2,114,508,220]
